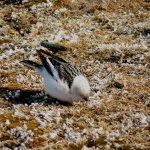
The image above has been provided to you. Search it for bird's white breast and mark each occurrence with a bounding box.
[39,68,79,103]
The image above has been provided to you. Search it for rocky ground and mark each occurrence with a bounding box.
[0,0,150,149]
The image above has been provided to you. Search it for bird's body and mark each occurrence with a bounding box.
[20,50,90,103]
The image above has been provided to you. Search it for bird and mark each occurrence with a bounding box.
[20,49,90,103]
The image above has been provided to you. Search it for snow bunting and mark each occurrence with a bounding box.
[20,50,90,103]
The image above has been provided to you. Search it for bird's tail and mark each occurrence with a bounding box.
[20,60,43,70]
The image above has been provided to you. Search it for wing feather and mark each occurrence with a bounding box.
[37,50,81,88]
[36,50,54,77]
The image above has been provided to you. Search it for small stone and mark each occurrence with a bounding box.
[112,80,124,89]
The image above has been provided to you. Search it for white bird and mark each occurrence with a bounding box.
[20,50,90,103]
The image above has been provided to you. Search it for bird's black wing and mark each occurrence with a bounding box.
[49,58,81,88]
[37,50,81,87]
[39,49,68,63]
[36,50,54,77]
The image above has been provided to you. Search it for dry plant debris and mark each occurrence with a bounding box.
[0,0,150,149]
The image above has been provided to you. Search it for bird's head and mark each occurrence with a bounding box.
[71,75,90,101]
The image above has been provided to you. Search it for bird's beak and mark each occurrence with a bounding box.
[83,97,89,101]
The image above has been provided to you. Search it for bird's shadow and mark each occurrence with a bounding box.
[0,87,72,106]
